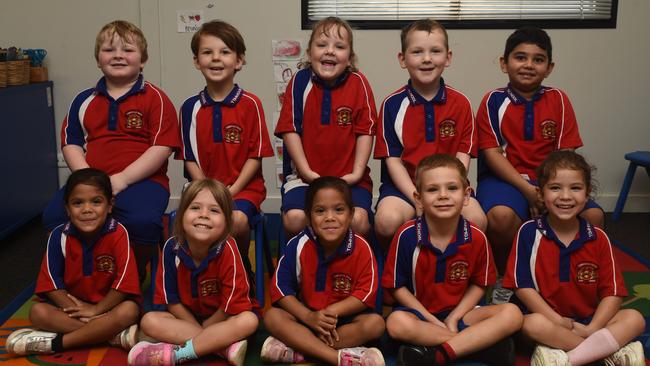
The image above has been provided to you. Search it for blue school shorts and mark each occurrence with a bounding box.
[281,179,373,215]
[393,306,470,331]
[476,175,602,221]
[42,179,169,245]
[377,183,415,209]
[234,199,258,224]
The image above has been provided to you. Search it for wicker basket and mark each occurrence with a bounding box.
[0,61,6,87]
[7,59,30,85]
[30,66,48,83]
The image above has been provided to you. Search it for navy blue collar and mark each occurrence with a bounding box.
[406,78,447,105]
[306,226,355,259]
[505,84,546,105]
[63,217,118,241]
[95,74,145,101]
[536,214,597,250]
[175,238,226,270]
[415,215,472,258]
[310,69,350,89]
[199,84,243,107]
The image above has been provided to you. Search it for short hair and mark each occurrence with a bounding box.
[503,27,552,63]
[305,176,354,216]
[63,168,112,204]
[191,20,246,63]
[95,20,148,63]
[301,17,358,72]
[536,150,596,194]
[400,18,449,53]
[415,154,468,192]
[172,179,233,245]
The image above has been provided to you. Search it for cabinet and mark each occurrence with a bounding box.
[0,82,58,239]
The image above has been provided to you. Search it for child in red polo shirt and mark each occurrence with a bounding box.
[504,150,645,365]
[42,20,181,283]
[7,168,140,357]
[178,20,273,259]
[274,17,378,239]
[263,177,385,366]
[128,179,257,366]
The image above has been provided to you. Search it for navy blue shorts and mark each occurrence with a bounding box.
[42,180,169,245]
[281,178,372,215]
[234,199,258,224]
[392,306,469,332]
[377,183,416,209]
[477,175,602,221]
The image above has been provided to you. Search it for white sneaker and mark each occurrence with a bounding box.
[222,339,247,366]
[491,277,513,304]
[6,328,56,356]
[109,324,139,350]
[338,347,385,366]
[260,336,305,363]
[603,341,645,366]
[531,345,570,366]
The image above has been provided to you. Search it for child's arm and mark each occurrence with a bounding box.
[340,135,372,186]
[283,132,320,183]
[391,287,447,328]
[202,308,228,327]
[444,284,485,333]
[62,145,90,171]
[184,161,206,181]
[516,288,573,329]
[45,289,77,309]
[110,146,172,195]
[167,302,202,326]
[277,295,337,337]
[386,157,418,205]
[573,296,622,338]
[455,152,471,172]
[482,147,541,216]
[63,289,127,321]
[325,296,368,318]
[229,158,261,196]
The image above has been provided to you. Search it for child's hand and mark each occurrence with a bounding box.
[524,184,542,217]
[110,173,129,195]
[571,322,594,338]
[302,170,320,184]
[305,309,337,336]
[340,173,360,186]
[557,316,574,330]
[424,313,447,329]
[317,328,340,347]
[443,316,460,333]
[63,294,100,319]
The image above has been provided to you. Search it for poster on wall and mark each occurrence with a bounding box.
[177,10,204,33]
[272,40,302,111]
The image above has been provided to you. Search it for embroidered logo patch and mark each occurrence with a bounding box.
[576,262,598,284]
[95,255,116,273]
[125,110,143,129]
[332,273,353,295]
[200,278,220,296]
[439,119,456,138]
[224,124,242,144]
[540,120,557,140]
[448,260,469,282]
[336,107,353,126]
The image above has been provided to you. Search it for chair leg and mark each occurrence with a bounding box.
[253,214,265,307]
[613,162,638,221]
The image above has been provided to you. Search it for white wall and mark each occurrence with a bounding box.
[2,0,649,213]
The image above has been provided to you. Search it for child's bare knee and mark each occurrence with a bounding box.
[363,314,386,338]
[352,210,370,236]
[522,313,553,339]
[500,303,523,328]
[263,307,284,331]
[232,212,250,235]
[283,210,307,236]
[140,312,162,334]
[386,313,411,340]
[29,303,50,325]
[114,301,140,325]
[235,311,259,334]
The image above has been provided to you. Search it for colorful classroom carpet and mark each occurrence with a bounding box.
[1,238,648,365]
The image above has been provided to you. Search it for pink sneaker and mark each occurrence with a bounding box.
[338,347,385,366]
[222,340,247,366]
[260,336,305,363]
[128,341,177,366]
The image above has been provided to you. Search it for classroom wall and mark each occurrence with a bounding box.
[2,0,649,213]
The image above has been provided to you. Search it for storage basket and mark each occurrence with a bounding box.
[7,59,30,85]
[30,66,48,83]
[0,61,6,87]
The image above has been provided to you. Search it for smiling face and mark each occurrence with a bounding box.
[96,33,144,84]
[194,34,243,90]
[182,188,228,246]
[65,184,113,239]
[309,187,353,248]
[399,29,451,97]
[500,42,554,99]
[539,168,589,224]
[415,166,470,222]
[307,25,352,85]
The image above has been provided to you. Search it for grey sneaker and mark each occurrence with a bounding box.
[109,324,138,350]
[491,277,513,304]
[603,341,645,366]
[6,328,56,356]
[531,345,570,366]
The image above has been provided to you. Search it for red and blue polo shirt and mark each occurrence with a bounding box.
[382,216,496,314]
[154,236,253,318]
[274,68,377,192]
[374,79,477,184]
[35,218,140,303]
[61,75,181,190]
[476,85,582,180]
[178,85,274,209]
[503,216,627,319]
[270,228,378,311]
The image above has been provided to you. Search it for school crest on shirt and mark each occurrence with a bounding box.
[125,110,144,129]
[439,119,456,138]
[95,255,116,274]
[540,120,557,140]
[332,273,353,295]
[576,262,598,284]
[200,278,220,296]
[448,260,469,282]
[224,124,243,144]
[336,107,353,126]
